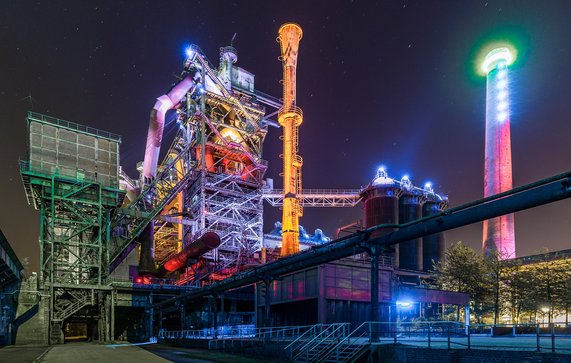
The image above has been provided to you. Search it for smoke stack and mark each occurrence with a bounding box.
[482,47,516,259]
[277,23,304,257]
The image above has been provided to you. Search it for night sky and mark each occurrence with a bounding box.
[2,1,571,272]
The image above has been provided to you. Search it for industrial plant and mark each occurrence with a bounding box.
[2,20,570,362]
[3,21,466,346]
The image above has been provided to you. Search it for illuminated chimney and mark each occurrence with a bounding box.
[482,47,516,259]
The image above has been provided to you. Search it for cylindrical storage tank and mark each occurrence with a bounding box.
[159,232,221,275]
[422,199,447,271]
[398,192,424,270]
[360,170,401,244]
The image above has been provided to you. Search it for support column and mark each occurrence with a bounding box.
[318,266,326,324]
[110,290,115,341]
[370,245,379,342]
[465,305,471,335]
[213,296,218,339]
[149,292,154,340]
[180,302,186,330]
[220,294,225,327]
[264,279,272,328]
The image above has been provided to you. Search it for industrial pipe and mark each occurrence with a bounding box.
[142,71,200,182]
[157,232,221,275]
[157,171,571,306]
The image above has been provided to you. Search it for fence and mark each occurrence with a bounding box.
[360,321,571,354]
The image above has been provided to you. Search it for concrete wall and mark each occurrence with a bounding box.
[13,275,49,345]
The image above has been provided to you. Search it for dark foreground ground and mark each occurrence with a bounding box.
[0,343,285,363]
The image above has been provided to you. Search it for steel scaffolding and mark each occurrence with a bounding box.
[21,112,121,343]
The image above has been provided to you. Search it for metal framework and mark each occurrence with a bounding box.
[106,45,275,285]
[181,47,269,282]
[263,189,361,207]
[21,112,121,343]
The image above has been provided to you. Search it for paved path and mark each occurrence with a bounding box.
[0,343,275,363]
[0,345,50,363]
[41,343,171,363]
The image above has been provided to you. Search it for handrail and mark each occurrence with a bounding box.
[283,323,323,351]
[291,323,349,362]
[320,321,368,362]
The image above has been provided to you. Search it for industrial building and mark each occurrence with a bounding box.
[7,23,495,345]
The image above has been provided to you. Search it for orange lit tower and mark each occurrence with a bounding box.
[278,23,303,256]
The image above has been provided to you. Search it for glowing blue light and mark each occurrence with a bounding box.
[185,46,195,59]
[497,80,507,89]
[497,102,508,111]
[497,91,508,101]
[497,70,507,79]
[497,112,508,122]
[376,166,387,177]
[402,174,410,180]
[396,300,413,308]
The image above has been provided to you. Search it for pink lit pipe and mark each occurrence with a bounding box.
[157,232,221,276]
[482,48,516,259]
[142,74,198,181]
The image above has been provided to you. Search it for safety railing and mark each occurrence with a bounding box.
[288,323,349,362]
[159,324,318,348]
[325,321,571,356]
[207,324,318,351]
[27,111,122,141]
[278,105,303,120]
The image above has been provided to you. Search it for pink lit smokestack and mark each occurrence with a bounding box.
[482,47,516,259]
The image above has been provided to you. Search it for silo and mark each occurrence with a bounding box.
[398,176,424,270]
[360,168,401,241]
[421,184,448,271]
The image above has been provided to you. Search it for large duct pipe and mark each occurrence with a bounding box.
[142,72,200,182]
[157,232,221,276]
[138,68,200,275]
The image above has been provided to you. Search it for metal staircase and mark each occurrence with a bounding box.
[52,289,93,322]
[319,322,370,363]
[287,323,349,363]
